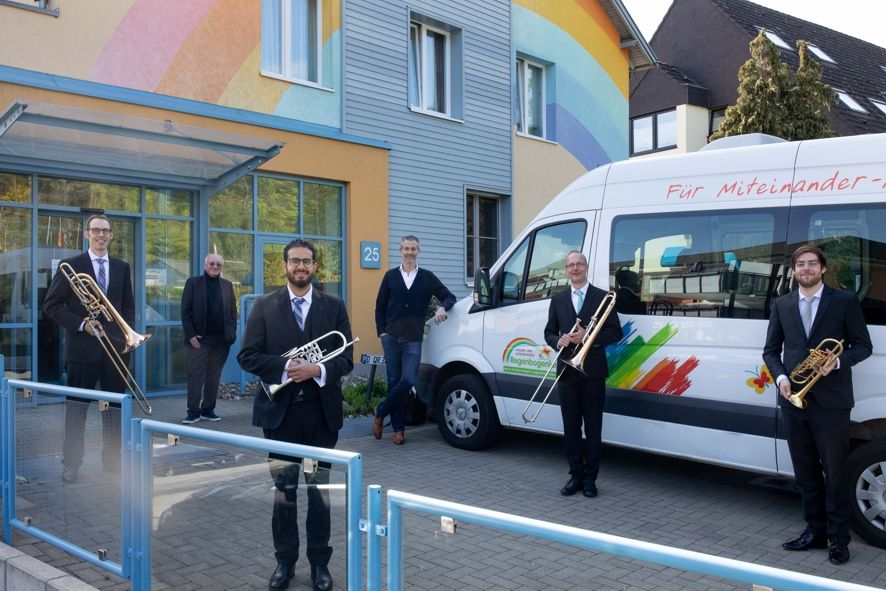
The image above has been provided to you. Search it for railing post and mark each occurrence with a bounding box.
[386,499,403,591]
[119,397,133,580]
[346,454,363,591]
[130,418,152,591]
[366,485,383,591]
[0,355,10,544]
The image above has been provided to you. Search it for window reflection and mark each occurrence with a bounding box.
[146,219,191,322]
[38,177,139,211]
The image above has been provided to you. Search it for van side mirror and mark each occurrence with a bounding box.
[473,267,492,308]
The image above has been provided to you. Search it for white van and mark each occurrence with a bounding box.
[419,133,886,548]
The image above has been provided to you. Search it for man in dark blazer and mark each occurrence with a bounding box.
[180,253,237,424]
[544,250,622,498]
[763,245,872,565]
[238,238,353,591]
[43,214,135,485]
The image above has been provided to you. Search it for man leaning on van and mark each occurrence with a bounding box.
[762,245,872,565]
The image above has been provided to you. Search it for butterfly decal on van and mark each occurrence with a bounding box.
[745,365,773,394]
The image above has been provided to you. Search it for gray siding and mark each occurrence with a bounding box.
[344,0,512,297]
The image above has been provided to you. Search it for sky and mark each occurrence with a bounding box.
[620,0,886,49]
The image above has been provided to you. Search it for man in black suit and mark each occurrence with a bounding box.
[238,238,353,591]
[544,250,622,498]
[763,245,872,565]
[180,253,237,424]
[43,214,135,484]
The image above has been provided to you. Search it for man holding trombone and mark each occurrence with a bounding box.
[44,214,135,484]
[544,250,622,498]
[238,238,354,591]
[763,245,871,565]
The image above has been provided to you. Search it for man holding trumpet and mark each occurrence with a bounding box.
[763,245,871,565]
[544,250,622,498]
[238,238,354,591]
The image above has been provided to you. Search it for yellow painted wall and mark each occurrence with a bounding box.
[0,83,388,359]
[513,135,587,230]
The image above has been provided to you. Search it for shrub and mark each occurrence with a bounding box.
[342,378,387,416]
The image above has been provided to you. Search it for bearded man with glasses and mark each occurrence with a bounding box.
[180,253,237,424]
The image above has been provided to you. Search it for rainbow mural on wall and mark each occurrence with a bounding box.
[513,0,630,167]
[18,0,342,128]
[606,320,699,396]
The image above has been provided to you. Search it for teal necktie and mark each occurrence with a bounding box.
[574,289,584,314]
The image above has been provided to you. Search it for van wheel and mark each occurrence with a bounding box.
[435,374,500,450]
[848,440,886,549]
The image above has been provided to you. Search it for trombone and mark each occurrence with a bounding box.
[262,330,359,400]
[58,262,153,414]
[788,338,844,409]
[522,291,618,423]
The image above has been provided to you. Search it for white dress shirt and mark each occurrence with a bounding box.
[281,285,327,387]
[400,265,418,289]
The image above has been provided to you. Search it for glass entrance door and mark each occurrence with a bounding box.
[259,239,290,294]
[36,213,137,384]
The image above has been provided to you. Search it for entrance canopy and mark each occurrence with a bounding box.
[0,100,282,194]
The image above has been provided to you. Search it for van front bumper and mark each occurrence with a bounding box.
[417,363,439,405]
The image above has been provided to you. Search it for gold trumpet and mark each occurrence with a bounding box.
[788,338,844,409]
[522,291,618,423]
[262,330,359,399]
[58,262,153,414]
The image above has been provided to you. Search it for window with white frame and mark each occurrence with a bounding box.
[466,192,500,280]
[409,20,451,115]
[515,57,546,138]
[836,90,868,113]
[261,0,321,84]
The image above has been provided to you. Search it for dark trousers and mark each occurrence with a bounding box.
[783,398,852,543]
[558,369,605,482]
[264,399,338,566]
[63,355,125,469]
[377,335,421,433]
[185,335,230,412]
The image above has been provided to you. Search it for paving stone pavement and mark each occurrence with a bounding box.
[3,390,886,590]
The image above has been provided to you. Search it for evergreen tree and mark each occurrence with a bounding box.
[788,40,836,140]
[710,31,834,141]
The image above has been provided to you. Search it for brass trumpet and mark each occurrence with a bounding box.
[58,262,153,414]
[522,291,618,423]
[788,337,844,409]
[262,330,359,399]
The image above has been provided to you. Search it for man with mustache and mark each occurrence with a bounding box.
[763,245,872,565]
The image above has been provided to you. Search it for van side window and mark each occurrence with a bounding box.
[610,209,788,319]
[788,204,886,326]
[497,220,586,305]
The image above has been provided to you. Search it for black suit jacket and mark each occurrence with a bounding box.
[544,284,623,379]
[238,287,354,432]
[763,285,872,410]
[43,251,135,364]
[181,274,238,346]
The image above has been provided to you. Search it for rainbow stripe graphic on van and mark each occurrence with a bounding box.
[606,321,699,396]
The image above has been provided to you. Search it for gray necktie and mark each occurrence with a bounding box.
[802,295,814,337]
[96,258,107,293]
[292,297,305,331]
[574,289,584,314]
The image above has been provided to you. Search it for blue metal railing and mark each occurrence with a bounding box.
[380,490,883,591]
[130,419,363,590]
[1,360,135,579]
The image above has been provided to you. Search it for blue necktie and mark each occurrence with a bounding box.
[292,297,305,331]
[97,258,107,293]
[574,289,584,314]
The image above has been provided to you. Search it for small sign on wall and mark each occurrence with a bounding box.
[361,241,381,269]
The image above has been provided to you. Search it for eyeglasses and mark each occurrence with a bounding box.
[206,262,223,268]
[87,228,112,235]
[287,258,315,267]
[565,262,587,269]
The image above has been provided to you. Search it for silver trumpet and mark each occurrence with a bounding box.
[58,262,153,414]
[263,330,359,399]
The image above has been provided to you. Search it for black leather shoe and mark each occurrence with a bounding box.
[582,481,598,498]
[782,528,827,551]
[829,540,850,565]
[269,562,295,589]
[560,476,584,496]
[61,465,79,484]
[311,564,333,591]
